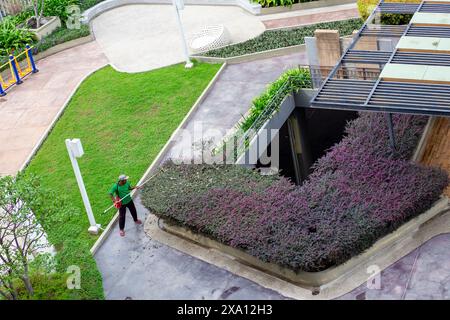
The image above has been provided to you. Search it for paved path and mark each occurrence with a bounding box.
[94,52,306,299]
[339,234,450,300]
[91,4,265,73]
[0,41,108,177]
[260,3,359,29]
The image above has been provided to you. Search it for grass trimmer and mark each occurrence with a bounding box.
[102,168,165,214]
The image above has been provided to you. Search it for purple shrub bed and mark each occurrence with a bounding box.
[142,113,449,272]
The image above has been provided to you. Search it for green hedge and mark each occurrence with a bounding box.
[203,19,364,58]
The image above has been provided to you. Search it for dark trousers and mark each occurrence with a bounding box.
[119,200,138,230]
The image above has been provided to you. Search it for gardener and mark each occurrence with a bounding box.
[108,174,142,237]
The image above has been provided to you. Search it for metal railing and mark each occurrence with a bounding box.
[226,74,310,161]
[309,65,381,89]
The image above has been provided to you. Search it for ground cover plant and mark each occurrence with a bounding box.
[253,0,318,8]
[25,62,221,299]
[203,19,363,58]
[142,113,449,272]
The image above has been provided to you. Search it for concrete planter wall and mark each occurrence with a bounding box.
[236,94,296,166]
[259,0,356,15]
[30,16,61,40]
[81,0,262,23]
[159,194,449,294]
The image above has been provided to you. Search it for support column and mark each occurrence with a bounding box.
[386,113,396,152]
[287,117,302,185]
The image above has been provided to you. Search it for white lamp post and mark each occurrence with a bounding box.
[172,0,193,69]
[65,139,101,235]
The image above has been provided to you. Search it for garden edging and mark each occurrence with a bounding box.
[191,43,306,64]
[149,196,450,299]
[89,62,228,255]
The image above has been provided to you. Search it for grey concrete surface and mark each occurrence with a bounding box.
[166,52,307,162]
[95,197,288,299]
[95,52,306,300]
[91,4,265,73]
[338,233,450,300]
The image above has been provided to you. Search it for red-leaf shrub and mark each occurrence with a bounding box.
[142,113,448,272]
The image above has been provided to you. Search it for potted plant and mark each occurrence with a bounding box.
[24,0,61,40]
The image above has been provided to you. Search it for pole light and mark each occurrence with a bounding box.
[172,0,193,69]
[65,139,101,235]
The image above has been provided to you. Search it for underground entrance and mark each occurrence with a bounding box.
[255,107,358,185]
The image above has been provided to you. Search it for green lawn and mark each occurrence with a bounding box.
[25,62,221,299]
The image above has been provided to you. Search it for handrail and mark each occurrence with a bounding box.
[228,74,306,160]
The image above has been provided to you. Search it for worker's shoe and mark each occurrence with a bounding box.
[119,230,125,237]
[135,219,142,225]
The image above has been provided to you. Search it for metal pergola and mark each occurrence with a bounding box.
[310,0,450,150]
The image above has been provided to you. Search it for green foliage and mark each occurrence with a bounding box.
[0,174,75,300]
[16,272,72,300]
[357,0,419,25]
[44,0,79,22]
[204,19,363,58]
[7,9,34,26]
[25,62,222,299]
[239,68,311,132]
[34,25,90,53]
[0,19,35,56]
[79,0,106,11]
[252,0,317,8]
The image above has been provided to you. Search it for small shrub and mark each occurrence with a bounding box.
[44,0,79,22]
[16,273,72,300]
[0,19,35,57]
[357,0,420,25]
[253,0,300,8]
[142,113,449,272]
[34,25,90,53]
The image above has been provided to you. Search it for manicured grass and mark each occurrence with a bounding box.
[25,62,221,299]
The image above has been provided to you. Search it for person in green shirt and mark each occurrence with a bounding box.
[108,174,142,237]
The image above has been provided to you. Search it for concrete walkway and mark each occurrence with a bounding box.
[94,52,306,299]
[91,4,265,73]
[339,233,450,300]
[0,41,108,177]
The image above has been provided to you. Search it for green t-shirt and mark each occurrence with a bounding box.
[109,181,132,205]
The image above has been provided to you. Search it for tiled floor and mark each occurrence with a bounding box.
[0,41,108,176]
